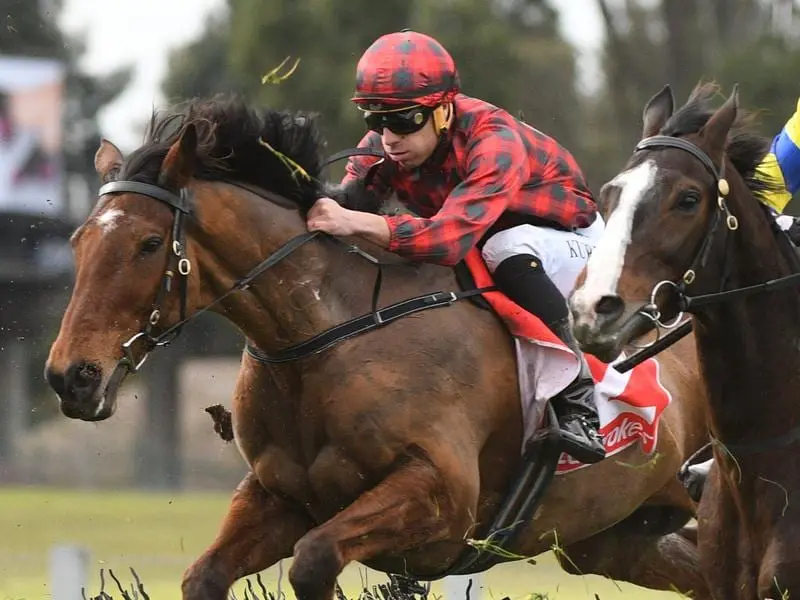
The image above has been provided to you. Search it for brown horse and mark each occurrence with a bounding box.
[45,96,712,600]
[570,82,800,600]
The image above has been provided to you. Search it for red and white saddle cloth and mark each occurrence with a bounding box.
[462,249,673,475]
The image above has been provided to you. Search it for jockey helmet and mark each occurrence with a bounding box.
[352,30,459,134]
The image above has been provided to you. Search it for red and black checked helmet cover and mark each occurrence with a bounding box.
[352,31,460,108]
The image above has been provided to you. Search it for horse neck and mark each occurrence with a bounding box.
[692,178,800,446]
[190,182,445,358]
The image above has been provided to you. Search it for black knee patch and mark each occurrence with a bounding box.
[492,254,568,326]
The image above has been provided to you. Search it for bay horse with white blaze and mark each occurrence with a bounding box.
[570,82,800,600]
[46,95,712,599]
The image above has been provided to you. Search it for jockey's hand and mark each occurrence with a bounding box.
[306,196,392,247]
[307,197,359,236]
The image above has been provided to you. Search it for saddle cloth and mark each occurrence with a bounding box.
[461,248,673,474]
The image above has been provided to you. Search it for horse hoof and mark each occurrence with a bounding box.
[290,534,343,600]
[182,561,230,600]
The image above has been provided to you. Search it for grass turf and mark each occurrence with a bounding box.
[0,486,684,600]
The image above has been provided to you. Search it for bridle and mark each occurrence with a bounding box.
[627,135,739,347]
[613,134,800,373]
[610,133,800,457]
[95,157,492,381]
[98,180,194,372]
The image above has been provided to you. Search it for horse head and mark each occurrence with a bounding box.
[570,82,785,362]
[44,96,335,421]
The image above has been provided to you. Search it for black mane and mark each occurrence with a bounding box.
[660,82,783,202]
[118,94,328,210]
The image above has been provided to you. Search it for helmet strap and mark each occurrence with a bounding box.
[432,103,453,134]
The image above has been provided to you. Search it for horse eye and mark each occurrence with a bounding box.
[139,236,163,255]
[675,191,700,212]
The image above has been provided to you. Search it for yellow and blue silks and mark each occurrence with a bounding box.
[755,97,800,214]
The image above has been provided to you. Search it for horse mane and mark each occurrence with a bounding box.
[659,81,784,204]
[117,93,328,211]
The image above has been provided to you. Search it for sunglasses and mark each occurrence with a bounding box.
[362,105,433,135]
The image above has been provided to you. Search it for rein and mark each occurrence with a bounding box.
[97,149,494,376]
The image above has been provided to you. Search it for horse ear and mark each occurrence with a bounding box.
[158,123,198,190]
[94,138,123,183]
[642,84,674,138]
[699,84,739,163]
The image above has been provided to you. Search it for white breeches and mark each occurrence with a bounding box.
[481,215,606,297]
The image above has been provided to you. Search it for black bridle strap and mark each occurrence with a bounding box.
[99,180,191,213]
[635,135,722,181]
[100,177,496,365]
[681,271,800,310]
[322,147,386,167]
[613,319,694,373]
[244,287,490,364]
[636,135,731,282]
[149,227,494,364]
[143,230,324,347]
[101,144,497,371]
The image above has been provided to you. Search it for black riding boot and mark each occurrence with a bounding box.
[547,316,607,463]
[492,253,606,464]
[677,443,715,502]
[788,216,800,246]
[680,458,713,502]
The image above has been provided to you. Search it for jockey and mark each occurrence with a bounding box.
[757,96,800,238]
[306,29,606,464]
[681,96,800,501]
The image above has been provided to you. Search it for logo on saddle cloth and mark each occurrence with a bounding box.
[461,249,673,476]
[556,356,672,475]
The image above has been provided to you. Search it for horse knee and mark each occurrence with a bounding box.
[182,554,230,600]
[289,531,344,600]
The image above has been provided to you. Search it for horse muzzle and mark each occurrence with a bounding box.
[45,359,123,421]
[572,321,626,363]
[569,292,628,361]
[571,294,658,363]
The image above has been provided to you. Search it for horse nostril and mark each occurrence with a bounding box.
[594,294,624,318]
[66,361,102,395]
[45,365,67,396]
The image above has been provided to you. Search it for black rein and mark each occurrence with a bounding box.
[97,149,494,374]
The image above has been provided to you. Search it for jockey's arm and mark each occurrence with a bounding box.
[332,131,394,211]
[369,115,530,266]
[754,97,800,214]
[311,115,532,265]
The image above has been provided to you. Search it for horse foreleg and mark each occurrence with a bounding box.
[288,451,473,600]
[182,471,314,600]
[557,523,711,599]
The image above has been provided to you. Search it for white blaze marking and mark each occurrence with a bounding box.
[573,160,657,316]
[96,208,124,234]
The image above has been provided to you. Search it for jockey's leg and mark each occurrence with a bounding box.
[775,212,800,246]
[681,458,713,502]
[481,217,606,464]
